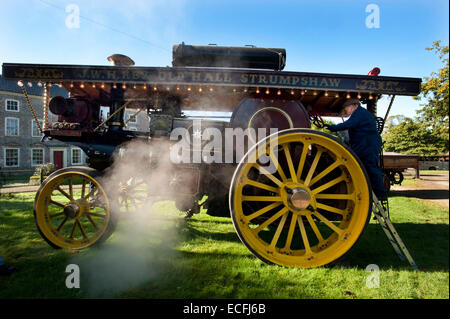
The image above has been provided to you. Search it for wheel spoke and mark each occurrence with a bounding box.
[311,175,346,195]
[50,200,65,208]
[316,203,346,215]
[305,214,325,242]
[57,186,73,201]
[86,212,106,218]
[69,221,77,238]
[50,211,64,218]
[254,207,289,234]
[268,147,288,182]
[245,178,279,193]
[309,160,342,187]
[297,215,312,254]
[83,186,97,200]
[245,202,283,222]
[283,212,298,250]
[269,212,288,248]
[315,193,355,201]
[86,214,98,230]
[304,149,323,186]
[312,211,343,235]
[283,144,298,183]
[254,164,284,187]
[68,179,73,200]
[81,179,86,198]
[296,142,310,181]
[56,216,69,231]
[77,220,88,239]
[242,196,282,202]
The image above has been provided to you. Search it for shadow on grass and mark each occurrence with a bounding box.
[389,189,449,201]
[181,219,449,272]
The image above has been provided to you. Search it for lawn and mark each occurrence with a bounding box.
[0,191,448,299]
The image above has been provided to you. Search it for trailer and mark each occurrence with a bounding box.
[382,152,420,190]
[1,44,422,268]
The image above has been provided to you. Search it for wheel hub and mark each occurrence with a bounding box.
[64,203,80,219]
[287,187,311,210]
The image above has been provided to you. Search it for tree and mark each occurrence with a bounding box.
[414,41,449,150]
[383,41,449,155]
[382,116,446,155]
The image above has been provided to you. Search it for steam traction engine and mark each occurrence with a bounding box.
[2,44,421,268]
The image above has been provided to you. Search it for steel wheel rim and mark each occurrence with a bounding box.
[230,129,371,268]
[35,171,111,249]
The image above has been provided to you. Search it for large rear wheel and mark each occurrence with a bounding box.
[229,129,372,268]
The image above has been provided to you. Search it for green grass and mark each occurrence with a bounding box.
[0,192,448,299]
[419,170,449,174]
[0,175,32,188]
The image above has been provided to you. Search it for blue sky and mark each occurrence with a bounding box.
[1,0,448,118]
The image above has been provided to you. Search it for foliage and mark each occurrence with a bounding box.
[415,41,449,137]
[382,116,448,155]
[384,41,449,155]
[33,163,55,177]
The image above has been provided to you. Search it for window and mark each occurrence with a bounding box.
[71,148,82,165]
[31,148,44,166]
[126,111,137,123]
[32,120,44,137]
[5,99,19,112]
[4,148,20,167]
[5,117,19,136]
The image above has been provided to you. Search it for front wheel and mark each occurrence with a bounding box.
[229,129,372,268]
[34,167,114,249]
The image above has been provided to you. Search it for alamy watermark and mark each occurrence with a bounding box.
[65,4,80,29]
[169,120,279,174]
[365,4,380,29]
[365,264,380,288]
[65,264,80,288]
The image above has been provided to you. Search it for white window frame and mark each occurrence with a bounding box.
[5,99,20,112]
[31,148,45,167]
[4,147,20,168]
[126,111,137,123]
[71,148,83,165]
[31,119,44,137]
[5,117,20,136]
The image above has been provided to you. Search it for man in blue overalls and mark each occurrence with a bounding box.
[326,99,387,200]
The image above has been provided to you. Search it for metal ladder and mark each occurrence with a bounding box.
[371,192,419,270]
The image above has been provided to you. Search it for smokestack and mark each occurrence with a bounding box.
[107,54,135,66]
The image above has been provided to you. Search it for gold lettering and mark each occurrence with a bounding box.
[249,74,257,84]
[204,73,214,82]
[121,70,130,79]
[192,72,202,82]
[269,75,278,84]
[329,78,341,87]
[241,74,248,84]
[279,76,291,85]
[258,75,268,84]
[320,78,329,87]
[107,70,116,80]
[214,73,222,82]
[300,77,308,86]
[309,77,318,86]
[223,73,232,83]
[158,71,167,81]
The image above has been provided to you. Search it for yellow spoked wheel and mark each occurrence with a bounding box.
[34,167,112,250]
[117,177,151,213]
[229,129,372,268]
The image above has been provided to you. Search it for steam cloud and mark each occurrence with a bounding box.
[70,139,184,298]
